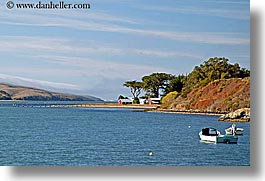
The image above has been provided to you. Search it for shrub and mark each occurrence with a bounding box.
[161,91,180,104]
[133,97,140,104]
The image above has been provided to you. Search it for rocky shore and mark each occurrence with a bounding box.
[144,107,250,122]
[218,108,250,122]
[145,108,224,116]
[75,104,250,122]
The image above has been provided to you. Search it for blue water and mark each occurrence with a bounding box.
[0,102,250,166]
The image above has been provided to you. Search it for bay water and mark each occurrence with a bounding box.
[0,102,250,166]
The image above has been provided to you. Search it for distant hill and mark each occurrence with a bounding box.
[161,77,250,112]
[0,83,102,101]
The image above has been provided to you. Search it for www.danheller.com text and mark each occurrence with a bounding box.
[6,1,91,10]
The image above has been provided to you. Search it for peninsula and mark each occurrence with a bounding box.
[0,83,102,101]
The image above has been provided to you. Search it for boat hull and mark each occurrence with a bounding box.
[216,135,238,144]
[199,132,238,144]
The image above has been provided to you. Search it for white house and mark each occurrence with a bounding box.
[148,98,161,104]
[118,98,133,104]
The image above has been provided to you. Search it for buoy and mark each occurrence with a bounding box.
[188,125,191,128]
[149,151,154,156]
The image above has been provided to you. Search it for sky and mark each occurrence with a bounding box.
[0,0,250,100]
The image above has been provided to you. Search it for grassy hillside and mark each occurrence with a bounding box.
[0,83,102,101]
[161,77,250,113]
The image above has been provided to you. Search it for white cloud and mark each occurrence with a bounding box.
[35,55,175,79]
[135,4,249,20]
[0,73,81,92]
[2,21,249,45]
[0,8,249,45]
[0,35,124,55]
[0,36,67,52]
[130,49,202,59]
[199,0,249,5]
[0,35,203,59]
[86,78,130,101]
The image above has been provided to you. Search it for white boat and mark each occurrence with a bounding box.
[199,128,238,144]
[225,123,244,135]
[225,127,244,135]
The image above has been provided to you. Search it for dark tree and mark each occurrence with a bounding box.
[142,73,174,98]
[164,75,185,94]
[123,81,143,99]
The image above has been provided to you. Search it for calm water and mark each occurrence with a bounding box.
[0,102,250,166]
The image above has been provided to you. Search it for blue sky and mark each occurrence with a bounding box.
[0,0,250,100]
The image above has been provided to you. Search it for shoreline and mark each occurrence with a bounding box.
[145,109,224,116]
[145,108,250,122]
[4,102,222,115]
[7,102,159,110]
[73,104,226,116]
[2,101,250,122]
[73,103,159,109]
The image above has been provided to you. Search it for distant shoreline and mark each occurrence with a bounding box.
[0,100,23,102]
[70,103,159,109]
[52,103,225,116]
[0,101,224,114]
[3,101,159,109]
[67,104,226,116]
[1,101,250,122]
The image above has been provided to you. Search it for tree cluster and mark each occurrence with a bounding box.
[122,57,250,102]
[123,73,184,101]
[182,57,250,97]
